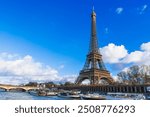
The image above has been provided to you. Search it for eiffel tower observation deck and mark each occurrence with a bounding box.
[75,8,114,85]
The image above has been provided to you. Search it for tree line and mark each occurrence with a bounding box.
[24,65,150,86]
[117,65,150,85]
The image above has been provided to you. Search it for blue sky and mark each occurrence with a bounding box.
[0,0,150,84]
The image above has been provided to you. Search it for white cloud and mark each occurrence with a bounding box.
[0,52,19,61]
[122,67,129,72]
[122,51,143,63]
[139,4,148,14]
[143,5,148,9]
[141,42,150,51]
[61,75,77,83]
[81,79,90,85]
[123,42,150,65]
[116,7,123,14]
[0,53,76,85]
[100,43,128,63]
[100,42,150,65]
[112,75,119,82]
[58,64,65,69]
[105,27,109,34]
[1,42,149,85]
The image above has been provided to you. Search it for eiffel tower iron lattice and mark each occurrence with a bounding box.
[75,9,114,85]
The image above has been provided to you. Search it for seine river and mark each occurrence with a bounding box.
[0,91,148,100]
[0,92,64,100]
[0,91,118,100]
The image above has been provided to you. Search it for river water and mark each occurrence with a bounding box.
[0,91,148,100]
[0,92,64,100]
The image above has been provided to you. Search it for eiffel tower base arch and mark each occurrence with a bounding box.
[75,69,114,85]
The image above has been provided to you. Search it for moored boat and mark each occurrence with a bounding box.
[38,90,47,96]
[57,91,80,99]
[46,91,57,96]
[29,89,58,96]
[28,90,39,96]
[80,93,106,100]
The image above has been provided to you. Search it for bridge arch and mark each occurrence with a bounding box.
[81,79,91,85]
[76,77,91,85]
[0,87,7,91]
[99,77,112,85]
[9,88,26,92]
[76,76,113,85]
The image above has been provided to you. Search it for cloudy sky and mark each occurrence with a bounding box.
[0,0,150,84]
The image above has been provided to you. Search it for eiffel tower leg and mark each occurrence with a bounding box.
[93,76,99,85]
[90,77,93,85]
[91,76,98,85]
[95,77,99,84]
[75,76,80,84]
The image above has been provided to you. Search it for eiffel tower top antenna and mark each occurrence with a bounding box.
[92,0,94,11]
[93,5,94,11]
[89,1,99,53]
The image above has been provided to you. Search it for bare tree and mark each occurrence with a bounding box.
[127,65,140,84]
[117,71,129,84]
[117,65,150,85]
[139,65,150,84]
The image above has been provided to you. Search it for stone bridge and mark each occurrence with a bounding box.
[0,84,38,92]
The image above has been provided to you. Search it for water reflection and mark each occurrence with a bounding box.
[0,92,63,100]
[0,91,149,100]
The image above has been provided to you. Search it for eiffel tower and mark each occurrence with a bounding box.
[75,8,114,85]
